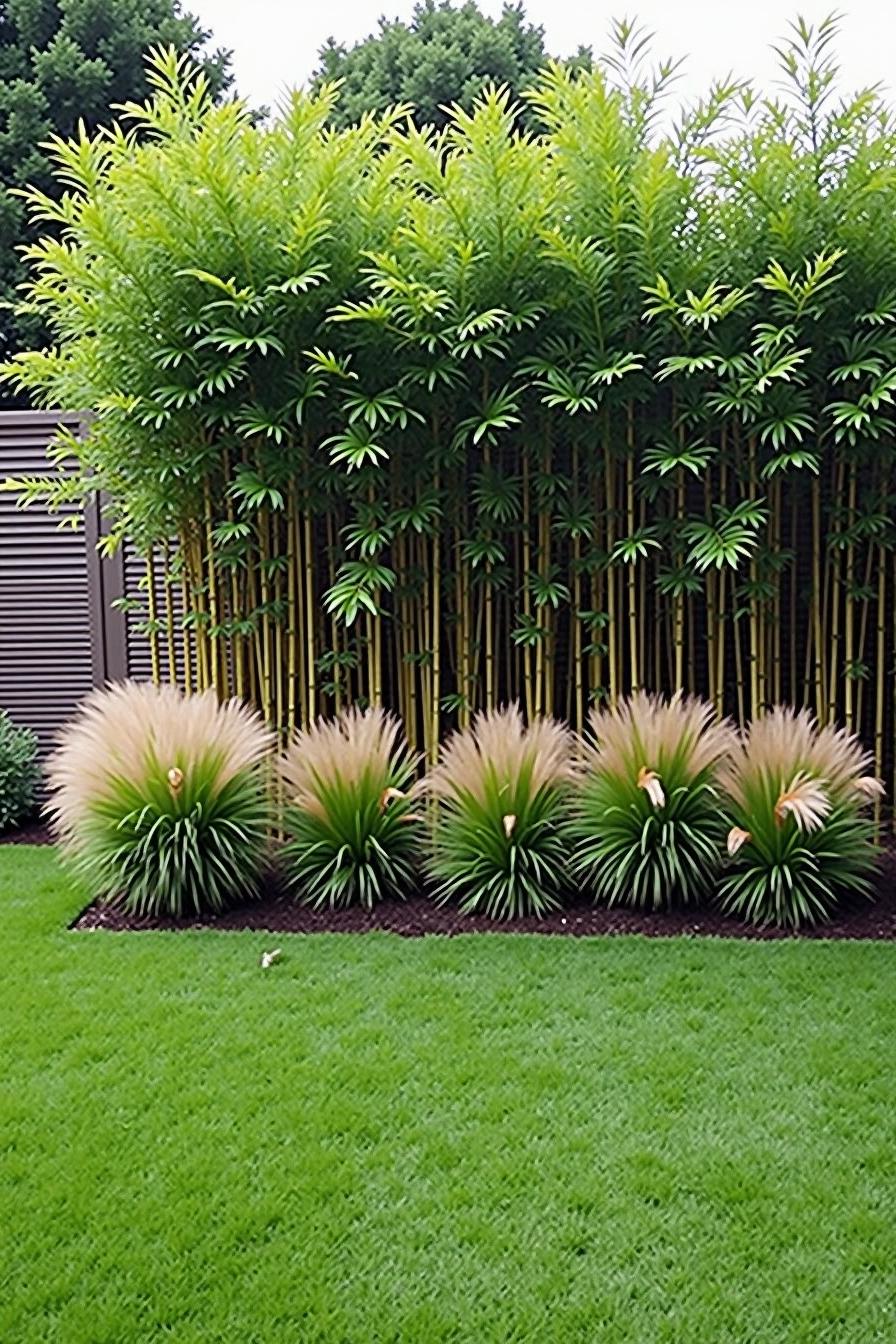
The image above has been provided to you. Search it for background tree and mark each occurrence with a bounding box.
[312,0,590,130]
[0,0,231,377]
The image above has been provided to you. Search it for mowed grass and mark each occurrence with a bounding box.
[1,848,894,1344]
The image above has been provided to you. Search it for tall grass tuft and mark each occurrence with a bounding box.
[278,706,420,909]
[567,692,736,911]
[47,682,273,916]
[717,706,882,928]
[425,705,574,919]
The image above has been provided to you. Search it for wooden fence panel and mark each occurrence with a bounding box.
[0,411,132,759]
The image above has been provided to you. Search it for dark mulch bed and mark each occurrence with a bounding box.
[0,820,53,846]
[73,848,896,940]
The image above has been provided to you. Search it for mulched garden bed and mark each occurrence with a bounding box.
[0,820,53,846]
[72,847,896,940]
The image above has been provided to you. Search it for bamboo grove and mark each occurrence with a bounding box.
[6,18,896,801]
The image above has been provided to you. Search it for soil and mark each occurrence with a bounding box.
[72,848,896,941]
[0,819,53,846]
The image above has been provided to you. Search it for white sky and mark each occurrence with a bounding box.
[188,0,893,111]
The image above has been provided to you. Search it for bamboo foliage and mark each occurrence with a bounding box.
[5,25,896,804]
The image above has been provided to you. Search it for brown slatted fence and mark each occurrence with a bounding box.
[0,411,131,761]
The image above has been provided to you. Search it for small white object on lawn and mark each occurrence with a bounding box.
[260,948,282,969]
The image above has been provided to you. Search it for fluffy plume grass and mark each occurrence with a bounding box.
[566,692,737,911]
[717,706,881,928]
[278,706,420,909]
[47,682,273,916]
[425,705,574,919]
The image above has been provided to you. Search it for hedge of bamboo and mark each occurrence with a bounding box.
[5,20,896,804]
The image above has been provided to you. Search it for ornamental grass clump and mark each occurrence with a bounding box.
[278,706,420,909]
[567,692,736,911]
[718,706,882,929]
[47,682,273,917]
[425,705,574,919]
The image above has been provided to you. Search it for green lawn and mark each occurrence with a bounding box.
[1,847,894,1343]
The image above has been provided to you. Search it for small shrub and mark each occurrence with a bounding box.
[426,705,574,918]
[0,711,40,832]
[279,706,420,909]
[566,692,736,911]
[47,682,273,916]
[717,706,882,928]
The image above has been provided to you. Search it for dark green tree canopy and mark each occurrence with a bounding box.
[0,0,231,365]
[312,0,591,129]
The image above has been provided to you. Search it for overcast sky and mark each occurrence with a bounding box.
[187,1,893,111]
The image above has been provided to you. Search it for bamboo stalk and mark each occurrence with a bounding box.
[303,509,316,719]
[285,487,299,735]
[189,530,210,691]
[826,458,845,725]
[430,464,441,764]
[771,477,781,706]
[523,450,534,718]
[572,447,584,731]
[706,567,718,708]
[145,549,161,686]
[705,471,717,706]
[178,543,194,696]
[418,530,430,751]
[625,401,637,692]
[811,477,825,720]
[203,476,226,699]
[875,547,886,827]
[715,569,726,715]
[604,412,618,703]
[674,468,685,690]
[257,507,273,722]
[747,435,760,718]
[484,458,495,713]
[161,540,177,686]
[855,543,875,737]
[844,464,856,731]
[291,491,307,726]
[273,514,285,739]
[791,491,799,706]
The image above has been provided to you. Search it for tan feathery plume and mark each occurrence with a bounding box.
[427,705,574,807]
[46,681,272,851]
[636,766,665,808]
[280,706,415,826]
[727,826,751,855]
[774,774,830,832]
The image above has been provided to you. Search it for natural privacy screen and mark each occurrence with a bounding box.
[5,22,896,802]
